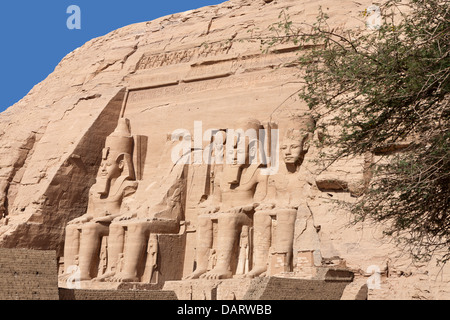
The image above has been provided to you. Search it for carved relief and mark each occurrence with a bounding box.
[136,42,233,71]
[126,68,298,109]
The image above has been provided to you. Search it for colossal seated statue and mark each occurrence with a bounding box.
[96,162,187,283]
[59,118,138,282]
[185,118,268,280]
[247,116,316,278]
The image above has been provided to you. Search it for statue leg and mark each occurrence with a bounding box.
[246,210,272,278]
[274,209,297,271]
[59,224,81,281]
[78,222,109,281]
[113,222,149,282]
[184,214,213,280]
[93,222,125,281]
[202,212,251,280]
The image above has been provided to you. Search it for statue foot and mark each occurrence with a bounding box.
[92,271,115,282]
[58,271,90,281]
[245,266,267,279]
[200,268,232,280]
[79,275,93,281]
[183,268,207,280]
[109,272,139,283]
[58,273,72,283]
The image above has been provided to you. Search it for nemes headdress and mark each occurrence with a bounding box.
[103,118,135,180]
[284,115,316,141]
[104,118,134,159]
[236,118,263,145]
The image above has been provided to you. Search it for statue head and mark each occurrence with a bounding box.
[96,118,135,196]
[225,118,263,184]
[227,118,262,167]
[212,130,227,163]
[281,116,315,166]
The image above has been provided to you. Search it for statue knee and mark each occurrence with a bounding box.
[219,212,246,228]
[109,223,123,234]
[65,224,79,234]
[254,210,272,224]
[277,209,297,223]
[81,222,100,236]
[64,225,81,246]
[197,215,213,231]
[127,222,147,235]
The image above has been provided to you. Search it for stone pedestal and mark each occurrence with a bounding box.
[293,250,316,278]
[163,279,254,300]
[268,253,289,276]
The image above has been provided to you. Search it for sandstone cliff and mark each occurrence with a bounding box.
[0,0,448,299]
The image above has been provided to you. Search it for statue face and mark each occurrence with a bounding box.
[213,131,226,163]
[223,142,246,185]
[227,134,244,168]
[227,144,247,168]
[99,156,122,181]
[281,139,303,164]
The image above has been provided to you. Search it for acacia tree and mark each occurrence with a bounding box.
[265,0,449,263]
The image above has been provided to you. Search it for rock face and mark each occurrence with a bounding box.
[0,0,449,299]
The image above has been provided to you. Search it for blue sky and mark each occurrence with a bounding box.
[0,0,224,113]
